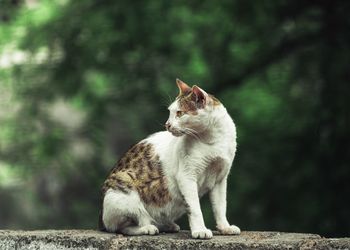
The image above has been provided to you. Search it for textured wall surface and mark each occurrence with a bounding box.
[0,230,349,250]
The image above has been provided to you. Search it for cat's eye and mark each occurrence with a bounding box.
[176,111,184,117]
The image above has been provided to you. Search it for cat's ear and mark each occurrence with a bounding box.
[192,85,207,107]
[176,79,191,95]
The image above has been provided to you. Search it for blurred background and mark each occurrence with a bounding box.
[0,0,349,237]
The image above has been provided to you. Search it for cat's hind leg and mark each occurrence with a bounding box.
[120,225,159,235]
[157,222,180,233]
[102,189,159,235]
[102,189,133,232]
[119,207,159,235]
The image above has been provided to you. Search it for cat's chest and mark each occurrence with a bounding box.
[196,156,228,196]
[179,139,232,179]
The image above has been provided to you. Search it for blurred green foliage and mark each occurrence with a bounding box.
[0,0,349,237]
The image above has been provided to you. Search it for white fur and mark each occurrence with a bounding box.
[103,92,239,238]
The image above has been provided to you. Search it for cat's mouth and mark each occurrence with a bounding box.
[168,128,184,137]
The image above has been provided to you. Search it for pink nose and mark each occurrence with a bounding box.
[165,121,171,130]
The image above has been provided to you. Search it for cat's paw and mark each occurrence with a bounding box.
[217,224,241,235]
[140,225,159,235]
[191,228,213,239]
[169,223,181,232]
[159,223,180,233]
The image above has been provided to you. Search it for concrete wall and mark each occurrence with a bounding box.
[0,230,349,250]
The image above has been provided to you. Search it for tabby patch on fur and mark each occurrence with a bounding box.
[101,142,172,207]
[177,90,221,115]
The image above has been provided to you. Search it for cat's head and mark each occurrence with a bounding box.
[165,79,221,137]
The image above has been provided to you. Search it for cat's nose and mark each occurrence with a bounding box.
[165,121,171,130]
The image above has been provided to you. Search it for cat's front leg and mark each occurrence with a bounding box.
[177,174,212,239]
[209,177,241,235]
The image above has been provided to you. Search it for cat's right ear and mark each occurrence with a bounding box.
[176,79,191,95]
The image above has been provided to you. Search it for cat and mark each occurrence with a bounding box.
[99,79,240,239]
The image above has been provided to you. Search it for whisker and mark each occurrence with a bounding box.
[189,129,203,141]
[160,92,174,108]
[160,98,170,108]
[155,119,166,130]
[182,128,202,142]
[165,91,173,106]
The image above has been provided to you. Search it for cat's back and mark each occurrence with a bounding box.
[144,131,174,148]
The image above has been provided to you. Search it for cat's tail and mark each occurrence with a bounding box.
[98,208,107,231]
[98,190,106,231]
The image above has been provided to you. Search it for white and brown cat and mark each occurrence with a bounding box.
[99,79,240,239]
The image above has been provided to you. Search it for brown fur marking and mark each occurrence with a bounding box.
[101,142,172,207]
[177,91,221,114]
[177,92,199,114]
[208,94,221,106]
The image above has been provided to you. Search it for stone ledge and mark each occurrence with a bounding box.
[0,230,349,250]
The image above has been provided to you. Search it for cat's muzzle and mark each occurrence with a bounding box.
[169,129,184,137]
[166,124,184,137]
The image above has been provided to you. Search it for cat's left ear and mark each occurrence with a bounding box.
[192,85,207,108]
[176,79,191,95]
